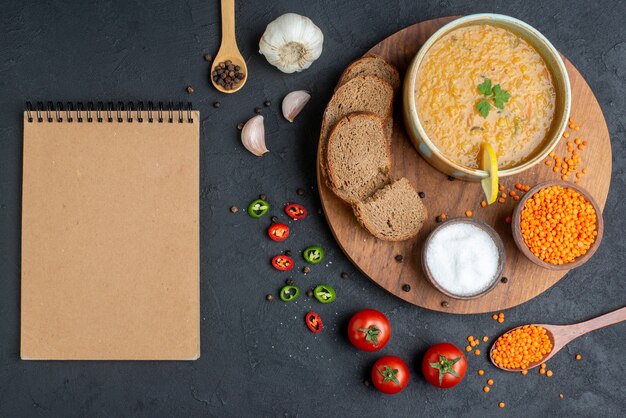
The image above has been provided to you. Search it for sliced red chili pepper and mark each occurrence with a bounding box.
[267,223,290,242]
[305,312,323,333]
[271,255,294,271]
[285,203,307,220]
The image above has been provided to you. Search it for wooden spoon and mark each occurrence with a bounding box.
[211,0,247,94]
[490,306,626,371]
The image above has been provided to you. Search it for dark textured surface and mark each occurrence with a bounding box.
[1,0,625,416]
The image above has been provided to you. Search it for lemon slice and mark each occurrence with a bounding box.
[480,142,499,205]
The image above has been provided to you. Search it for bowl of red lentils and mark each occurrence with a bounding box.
[512,181,604,270]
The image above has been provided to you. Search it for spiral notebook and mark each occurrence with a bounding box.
[21,102,200,360]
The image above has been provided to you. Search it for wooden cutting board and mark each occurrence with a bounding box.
[317,16,612,314]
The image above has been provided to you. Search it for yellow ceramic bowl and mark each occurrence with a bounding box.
[403,14,571,181]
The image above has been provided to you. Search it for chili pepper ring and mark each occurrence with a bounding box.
[303,246,324,264]
[314,284,336,303]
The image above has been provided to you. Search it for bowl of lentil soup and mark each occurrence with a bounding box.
[512,181,604,270]
[403,14,571,180]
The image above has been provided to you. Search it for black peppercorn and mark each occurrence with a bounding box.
[441,301,449,308]
[340,272,349,279]
[306,289,313,297]
[229,205,238,213]
[501,276,508,283]
[402,284,411,292]
[259,194,267,200]
[204,54,213,62]
[395,254,403,262]
[186,86,194,94]
[303,266,311,274]
[266,294,274,301]
[296,188,305,196]
[363,379,371,387]
[213,101,220,108]
[418,191,425,198]
[286,278,294,286]
[212,60,245,90]
[237,122,244,130]
[271,216,278,223]
[264,100,271,107]
[254,107,262,114]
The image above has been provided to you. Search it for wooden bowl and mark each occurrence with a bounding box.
[421,218,507,300]
[511,181,604,270]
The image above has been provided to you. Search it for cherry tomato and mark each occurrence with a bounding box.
[285,203,307,220]
[421,343,467,389]
[305,312,322,333]
[271,255,294,271]
[371,356,409,395]
[348,309,391,352]
[267,223,290,242]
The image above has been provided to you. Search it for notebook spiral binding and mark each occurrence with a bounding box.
[25,101,194,124]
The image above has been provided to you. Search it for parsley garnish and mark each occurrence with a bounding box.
[476,79,510,117]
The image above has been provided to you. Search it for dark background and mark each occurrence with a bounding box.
[1,0,625,416]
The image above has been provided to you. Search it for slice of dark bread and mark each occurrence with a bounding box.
[326,112,391,204]
[337,55,401,91]
[352,177,427,241]
[319,75,394,181]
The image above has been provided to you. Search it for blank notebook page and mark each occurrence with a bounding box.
[21,109,199,360]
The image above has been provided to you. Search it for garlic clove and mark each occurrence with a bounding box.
[259,13,324,74]
[241,115,269,157]
[282,90,311,122]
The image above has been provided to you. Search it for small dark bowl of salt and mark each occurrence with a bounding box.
[422,218,506,300]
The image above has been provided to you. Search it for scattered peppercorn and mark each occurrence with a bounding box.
[559,394,564,399]
[501,277,508,283]
[546,370,553,377]
[483,336,489,342]
[264,100,271,107]
[363,379,371,387]
[465,210,473,217]
[186,86,194,94]
[521,370,528,375]
[271,216,278,223]
[237,122,244,130]
[498,402,505,408]
[286,278,294,286]
[259,194,267,200]
[402,284,411,292]
[266,294,274,301]
[478,369,484,376]
[483,386,490,393]
[255,107,262,114]
[395,254,403,262]
[441,301,449,308]
[481,200,487,208]
[575,354,582,360]
[296,188,305,196]
[475,349,481,355]
[539,368,546,375]
[212,60,245,90]
[303,266,311,274]
[204,53,213,62]
[306,289,313,297]
[440,213,447,220]
[341,272,349,279]
[465,345,472,352]
[418,191,426,198]
[229,205,239,213]
[487,379,494,386]
[213,101,221,108]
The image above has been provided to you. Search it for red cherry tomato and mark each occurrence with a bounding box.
[421,343,467,389]
[371,356,409,394]
[348,309,391,352]
[285,203,307,220]
[267,223,290,242]
[271,255,294,271]
[305,312,322,333]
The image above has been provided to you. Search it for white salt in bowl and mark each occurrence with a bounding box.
[422,218,506,300]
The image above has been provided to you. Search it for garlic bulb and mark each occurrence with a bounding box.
[282,90,311,122]
[241,115,268,157]
[259,13,324,73]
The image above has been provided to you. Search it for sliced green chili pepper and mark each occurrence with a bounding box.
[303,246,324,264]
[280,285,300,302]
[313,284,336,304]
[247,199,269,218]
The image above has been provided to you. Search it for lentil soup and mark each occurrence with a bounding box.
[415,24,556,169]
